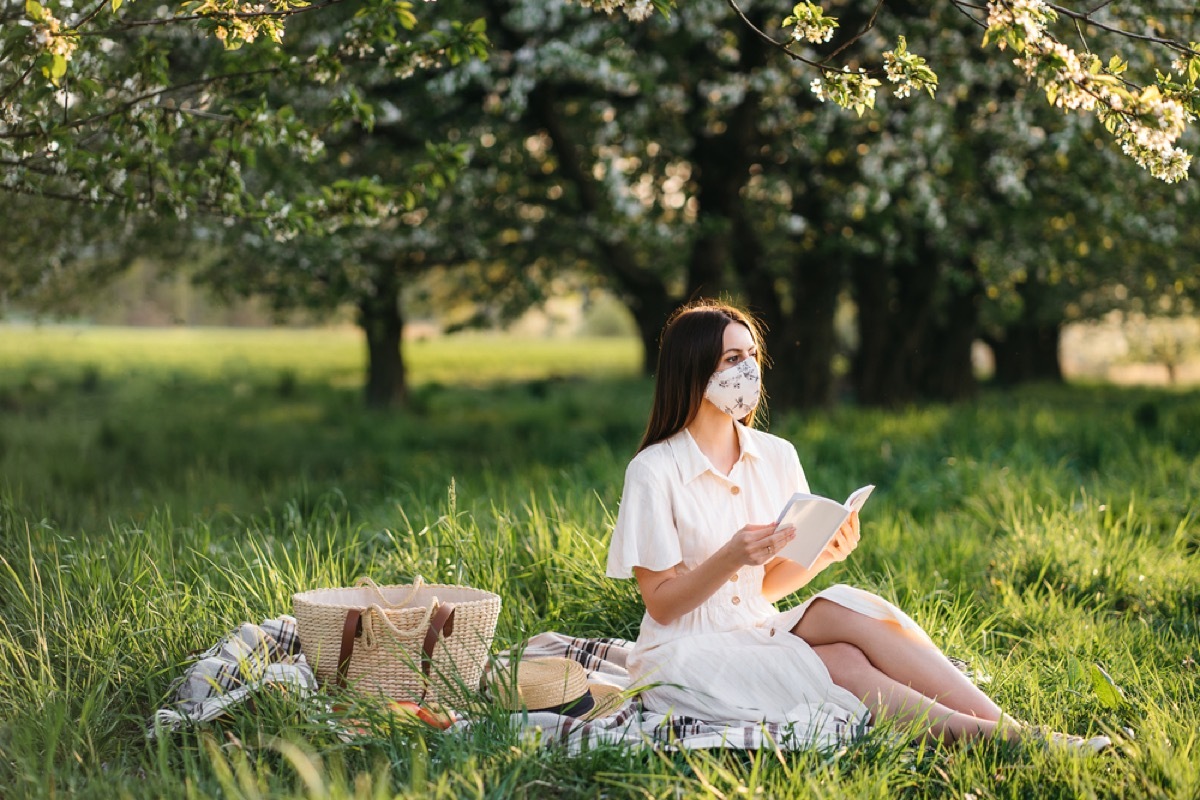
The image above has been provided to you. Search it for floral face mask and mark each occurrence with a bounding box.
[704,357,761,417]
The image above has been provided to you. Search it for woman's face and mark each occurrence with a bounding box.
[716,322,757,372]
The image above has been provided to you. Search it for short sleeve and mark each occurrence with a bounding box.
[606,460,683,579]
[786,442,811,495]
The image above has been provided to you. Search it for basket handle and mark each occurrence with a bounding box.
[355,575,424,609]
[334,601,458,699]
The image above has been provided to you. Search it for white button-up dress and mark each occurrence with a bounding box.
[606,423,932,742]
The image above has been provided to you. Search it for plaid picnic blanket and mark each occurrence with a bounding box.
[488,632,868,753]
[149,621,886,752]
[148,616,316,738]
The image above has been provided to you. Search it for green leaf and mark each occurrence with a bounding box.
[1066,656,1088,686]
[25,0,45,22]
[1089,663,1126,710]
[112,0,122,11]
[50,53,67,81]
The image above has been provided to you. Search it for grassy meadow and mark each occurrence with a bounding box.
[1,324,1198,799]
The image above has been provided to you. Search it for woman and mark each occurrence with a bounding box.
[606,300,1109,751]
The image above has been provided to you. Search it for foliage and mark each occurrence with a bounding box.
[0,327,1199,798]
[1,0,488,232]
[588,0,1199,182]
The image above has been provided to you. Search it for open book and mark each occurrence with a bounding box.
[773,485,875,569]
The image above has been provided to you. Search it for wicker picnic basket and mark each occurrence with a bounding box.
[293,577,501,705]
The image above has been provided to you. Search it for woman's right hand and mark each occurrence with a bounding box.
[635,522,797,625]
[724,522,796,566]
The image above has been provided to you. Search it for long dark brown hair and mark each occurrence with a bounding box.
[637,300,766,452]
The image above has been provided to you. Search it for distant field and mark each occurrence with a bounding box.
[0,324,642,387]
[1,325,1197,800]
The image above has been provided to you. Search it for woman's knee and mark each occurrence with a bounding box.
[793,598,868,641]
[813,642,872,678]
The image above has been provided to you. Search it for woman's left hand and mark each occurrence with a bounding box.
[822,511,860,563]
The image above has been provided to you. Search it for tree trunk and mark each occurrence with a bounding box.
[528,85,679,375]
[683,10,768,299]
[761,257,840,410]
[358,270,407,409]
[622,281,677,375]
[850,231,969,407]
[988,322,1063,385]
[916,266,982,402]
[851,258,916,407]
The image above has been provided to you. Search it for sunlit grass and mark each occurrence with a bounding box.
[0,326,1197,798]
[0,323,640,386]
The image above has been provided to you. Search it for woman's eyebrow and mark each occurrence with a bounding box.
[722,346,755,355]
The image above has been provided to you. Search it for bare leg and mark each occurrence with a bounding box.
[812,642,1018,745]
[794,599,1012,723]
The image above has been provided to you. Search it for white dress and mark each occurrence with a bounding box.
[606,424,933,742]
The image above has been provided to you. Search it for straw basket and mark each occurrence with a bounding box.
[293,577,501,705]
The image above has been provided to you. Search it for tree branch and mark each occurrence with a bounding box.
[721,0,825,71]
[70,0,116,33]
[956,0,1200,57]
[76,0,349,36]
[821,0,887,66]
[0,65,289,142]
[1045,2,1200,56]
[0,63,38,105]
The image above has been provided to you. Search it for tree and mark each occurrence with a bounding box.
[593,0,1200,183]
[192,1,569,407]
[1,0,487,229]
[482,0,1199,406]
[6,0,1198,412]
[2,0,490,407]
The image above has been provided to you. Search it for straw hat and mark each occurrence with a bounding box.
[491,657,624,720]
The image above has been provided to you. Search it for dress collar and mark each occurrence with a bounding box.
[669,421,762,483]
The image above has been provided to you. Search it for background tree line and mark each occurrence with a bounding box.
[2,0,1198,409]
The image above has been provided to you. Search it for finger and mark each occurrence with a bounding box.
[749,524,786,544]
[762,528,791,559]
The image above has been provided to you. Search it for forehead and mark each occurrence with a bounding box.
[722,322,755,351]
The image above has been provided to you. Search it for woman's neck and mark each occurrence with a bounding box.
[686,405,740,475]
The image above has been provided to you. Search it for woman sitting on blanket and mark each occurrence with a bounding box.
[606,299,1109,752]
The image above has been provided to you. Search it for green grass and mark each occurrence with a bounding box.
[1,324,1198,799]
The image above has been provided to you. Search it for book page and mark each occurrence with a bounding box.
[845,484,875,513]
[774,496,849,569]
[773,485,875,569]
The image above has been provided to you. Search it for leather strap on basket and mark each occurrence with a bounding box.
[334,602,457,696]
[336,608,363,689]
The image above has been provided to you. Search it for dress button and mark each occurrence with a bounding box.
[731,596,741,605]
[731,486,741,495]
[729,573,738,583]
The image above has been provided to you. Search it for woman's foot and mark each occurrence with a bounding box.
[1028,728,1112,753]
